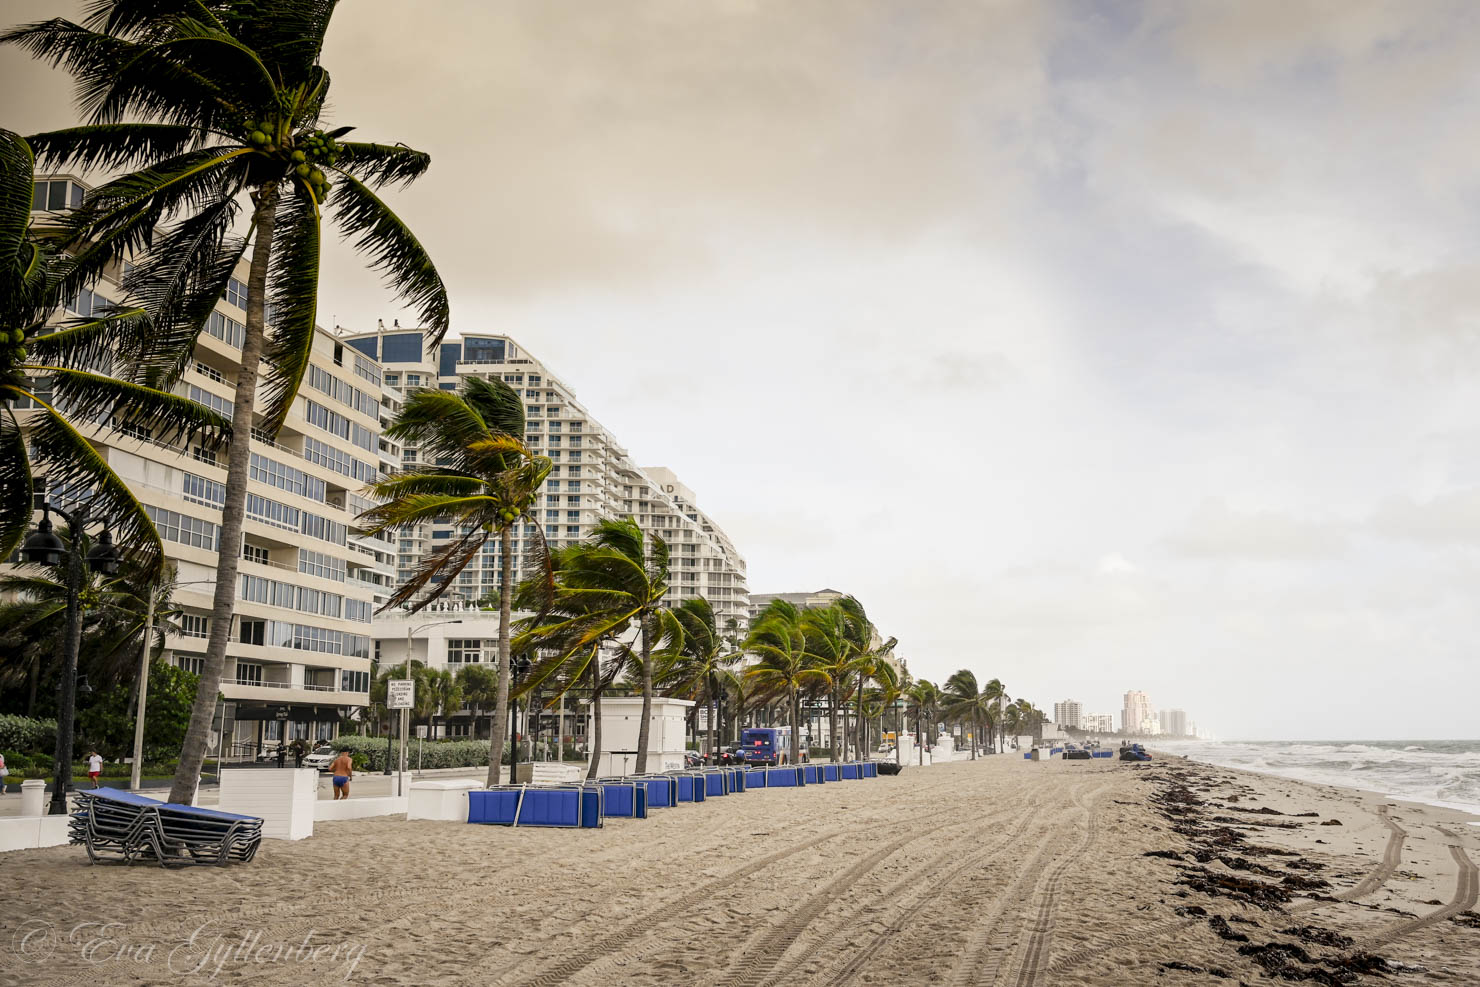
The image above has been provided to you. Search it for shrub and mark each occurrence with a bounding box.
[0,715,57,754]
[331,734,499,772]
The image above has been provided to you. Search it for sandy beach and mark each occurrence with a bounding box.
[2,755,1476,986]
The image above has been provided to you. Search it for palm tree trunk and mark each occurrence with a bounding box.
[584,662,603,782]
[486,526,514,787]
[708,673,718,763]
[789,687,801,765]
[634,614,653,773]
[169,181,280,806]
[829,688,840,763]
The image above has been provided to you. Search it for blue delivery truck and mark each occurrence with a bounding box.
[740,727,807,765]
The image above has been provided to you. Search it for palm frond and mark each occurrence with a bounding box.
[257,189,320,435]
[0,410,33,561]
[335,140,430,188]
[362,469,483,505]
[26,122,197,172]
[0,129,35,272]
[358,493,495,535]
[327,167,450,346]
[382,388,490,464]
[116,187,246,385]
[21,390,166,577]
[24,307,155,376]
[43,366,233,447]
[50,146,251,306]
[381,526,486,613]
[226,0,340,86]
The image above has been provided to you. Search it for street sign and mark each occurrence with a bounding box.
[415,725,428,739]
[387,680,415,710]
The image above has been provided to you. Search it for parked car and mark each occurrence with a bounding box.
[303,744,337,772]
[703,746,745,766]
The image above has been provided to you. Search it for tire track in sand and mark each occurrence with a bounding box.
[944,779,1108,987]
[713,821,960,987]
[1359,833,1477,949]
[806,800,1047,987]
[510,829,843,987]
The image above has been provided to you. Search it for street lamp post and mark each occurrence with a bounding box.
[509,654,532,782]
[22,497,121,815]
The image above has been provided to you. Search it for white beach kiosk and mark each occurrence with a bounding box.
[592,696,693,776]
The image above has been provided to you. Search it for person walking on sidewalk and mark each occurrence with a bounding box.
[329,750,354,800]
[86,751,103,788]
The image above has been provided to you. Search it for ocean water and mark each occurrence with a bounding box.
[1154,740,1480,817]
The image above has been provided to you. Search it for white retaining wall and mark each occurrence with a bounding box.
[314,795,407,821]
[0,815,70,853]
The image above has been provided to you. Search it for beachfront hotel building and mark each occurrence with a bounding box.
[1053,699,1084,731]
[1083,713,1115,734]
[340,328,749,631]
[1159,708,1189,737]
[11,175,403,757]
[1121,690,1152,735]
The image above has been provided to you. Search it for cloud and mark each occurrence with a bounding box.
[1164,501,1348,561]
[1368,489,1480,546]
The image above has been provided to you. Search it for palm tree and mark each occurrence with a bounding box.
[837,596,894,759]
[980,678,1006,752]
[4,2,452,805]
[512,517,672,774]
[360,376,551,788]
[0,129,230,575]
[799,602,850,762]
[658,597,740,760]
[872,662,907,765]
[454,663,499,740]
[943,669,983,759]
[905,678,939,766]
[743,598,824,765]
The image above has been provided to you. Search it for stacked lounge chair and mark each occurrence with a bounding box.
[70,788,263,867]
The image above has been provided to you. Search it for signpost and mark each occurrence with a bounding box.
[387,680,415,796]
[415,724,428,771]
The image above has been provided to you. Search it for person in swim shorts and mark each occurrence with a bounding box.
[329,750,353,800]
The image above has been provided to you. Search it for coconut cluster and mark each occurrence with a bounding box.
[1,328,28,366]
[241,116,340,199]
[493,493,539,524]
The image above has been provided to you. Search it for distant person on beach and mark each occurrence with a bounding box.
[330,750,353,800]
[86,751,102,788]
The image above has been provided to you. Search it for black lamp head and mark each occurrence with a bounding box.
[85,528,122,576]
[75,673,93,695]
[20,513,65,566]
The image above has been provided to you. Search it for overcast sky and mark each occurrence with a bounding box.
[7,1,1480,740]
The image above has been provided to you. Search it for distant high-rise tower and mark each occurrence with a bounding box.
[1160,709,1189,736]
[1053,699,1084,730]
[1122,690,1151,735]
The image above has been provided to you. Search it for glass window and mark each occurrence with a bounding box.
[48,181,67,211]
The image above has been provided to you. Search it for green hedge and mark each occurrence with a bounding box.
[332,735,505,772]
[0,715,57,754]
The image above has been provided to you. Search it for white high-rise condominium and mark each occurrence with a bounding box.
[1122,690,1151,735]
[12,176,402,757]
[1160,709,1189,737]
[341,330,750,631]
[1083,713,1115,733]
[1053,699,1084,730]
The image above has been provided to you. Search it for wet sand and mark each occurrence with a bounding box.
[1,754,1476,985]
